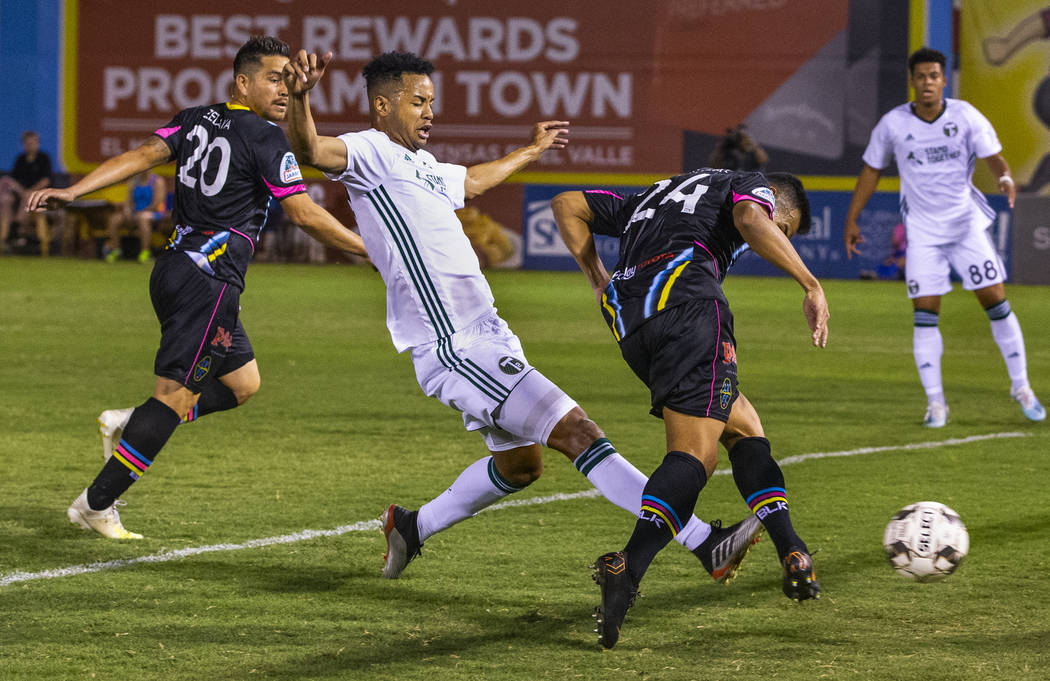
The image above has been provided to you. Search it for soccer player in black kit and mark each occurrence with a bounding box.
[552,169,829,648]
[27,36,367,539]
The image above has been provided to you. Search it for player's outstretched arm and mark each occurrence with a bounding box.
[25,137,171,213]
[843,163,882,259]
[283,50,349,174]
[551,191,610,303]
[734,201,829,348]
[464,121,568,199]
[280,193,368,257]
[983,153,1016,208]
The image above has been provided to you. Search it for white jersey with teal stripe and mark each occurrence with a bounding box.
[861,98,1001,247]
[326,129,494,352]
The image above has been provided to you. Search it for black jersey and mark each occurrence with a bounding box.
[584,169,775,341]
[154,102,306,290]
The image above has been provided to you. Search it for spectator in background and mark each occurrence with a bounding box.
[708,125,768,172]
[104,172,169,263]
[1,131,53,255]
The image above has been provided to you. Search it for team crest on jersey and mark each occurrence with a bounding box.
[719,378,733,409]
[753,186,775,208]
[193,355,212,382]
[498,356,525,375]
[280,152,303,183]
[943,121,958,137]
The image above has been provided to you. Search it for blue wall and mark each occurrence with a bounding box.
[0,0,61,169]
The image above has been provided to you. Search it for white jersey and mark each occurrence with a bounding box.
[326,129,495,352]
[862,98,1000,246]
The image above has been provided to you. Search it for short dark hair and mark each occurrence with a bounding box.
[765,172,811,235]
[363,51,435,97]
[233,35,290,75]
[21,130,39,142]
[908,47,946,75]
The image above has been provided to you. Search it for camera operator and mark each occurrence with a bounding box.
[708,125,769,171]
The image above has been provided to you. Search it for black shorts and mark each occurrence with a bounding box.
[619,298,738,421]
[149,252,254,393]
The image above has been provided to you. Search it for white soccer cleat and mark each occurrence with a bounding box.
[67,489,143,539]
[1010,386,1047,422]
[97,408,133,461]
[923,402,949,428]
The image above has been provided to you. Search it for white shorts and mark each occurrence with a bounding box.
[905,228,1005,299]
[410,313,578,452]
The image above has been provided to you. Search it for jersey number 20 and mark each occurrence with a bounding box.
[178,125,232,197]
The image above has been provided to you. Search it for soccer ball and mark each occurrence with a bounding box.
[883,501,969,582]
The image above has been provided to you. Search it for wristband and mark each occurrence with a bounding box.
[999,175,1014,186]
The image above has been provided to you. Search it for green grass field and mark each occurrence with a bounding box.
[1,258,1048,680]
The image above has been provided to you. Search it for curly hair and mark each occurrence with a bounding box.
[363,51,435,97]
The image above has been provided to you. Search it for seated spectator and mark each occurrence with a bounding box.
[0,131,53,255]
[104,172,169,263]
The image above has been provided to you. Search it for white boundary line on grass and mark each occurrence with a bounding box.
[0,431,1028,587]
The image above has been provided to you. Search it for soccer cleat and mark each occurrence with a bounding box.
[380,504,422,579]
[692,515,764,584]
[591,551,638,649]
[137,250,153,264]
[923,402,949,428]
[67,489,143,539]
[1010,386,1046,422]
[97,408,134,462]
[103,247,122,264]
[782,548,821,601]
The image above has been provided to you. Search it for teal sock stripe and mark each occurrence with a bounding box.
[487,457,525,494]
[574,438,617,476]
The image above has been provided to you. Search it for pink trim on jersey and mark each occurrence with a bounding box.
[706,299,722,417]
[185,283,228,385]
[693,240,719,279]
[229,228,255,254]
[262,175,305,199]
[585,189,625,200]
[154,125,181,139]
[732,191,774,218]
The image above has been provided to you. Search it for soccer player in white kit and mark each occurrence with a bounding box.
[845,47,1044,427]
[282,50,764,582]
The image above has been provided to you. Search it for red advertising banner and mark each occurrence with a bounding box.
[65,0,870,180]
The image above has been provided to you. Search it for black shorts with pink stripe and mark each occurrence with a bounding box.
[618,298,738,422]
[149,251,254,393]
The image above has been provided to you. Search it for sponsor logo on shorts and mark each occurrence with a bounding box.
[280,152,303,183]
[498,356,525,375]
[210,326,233,350]
[721,341,737,365]
[908,279,920,296]
[719,377,733,409]
[193,355,211,382]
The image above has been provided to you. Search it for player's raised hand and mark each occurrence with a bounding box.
[530,121,570,153]
[803,286,830,348]
[284,50,332,95]
[25,187,76,213]
[843,218,865,259]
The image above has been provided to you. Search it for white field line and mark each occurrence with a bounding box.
[0,431,1028,587]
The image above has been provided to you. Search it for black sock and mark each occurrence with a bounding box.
[182,381,239,423]
[728,437,807,560]
[623,450,708,584]
[86,397,181,510]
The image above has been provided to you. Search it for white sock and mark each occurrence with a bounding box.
[416,457,521,542]
[990,312,1029,391]
[580,448,711,549]
[914,324,945,405]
